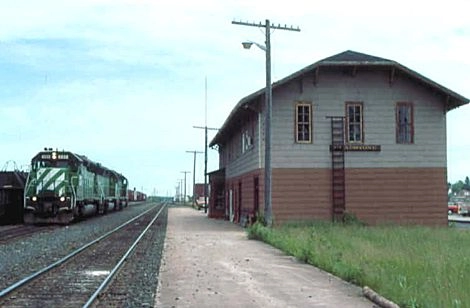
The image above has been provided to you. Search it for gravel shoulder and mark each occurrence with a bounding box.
[0,202,164,293]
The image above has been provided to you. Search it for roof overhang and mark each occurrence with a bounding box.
[210,51,469,147]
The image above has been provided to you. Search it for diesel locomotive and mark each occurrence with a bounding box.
[24,149,128,224]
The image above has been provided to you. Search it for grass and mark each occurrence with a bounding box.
[247,220,470,308]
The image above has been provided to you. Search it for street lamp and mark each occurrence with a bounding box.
[241,31,273,227]
[233,19,300,227]
[241,41,266,51]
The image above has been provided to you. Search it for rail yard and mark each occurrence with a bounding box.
[0,149,161,306]
[1,149,147,226]
[0,201,167,307]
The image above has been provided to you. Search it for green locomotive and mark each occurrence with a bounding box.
[24,149,128,224]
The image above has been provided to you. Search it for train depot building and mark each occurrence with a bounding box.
[208,50,469,226]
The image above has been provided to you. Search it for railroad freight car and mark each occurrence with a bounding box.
[24,149,128,224]
[0,170,27,225]
[136,191,146,201]
[127,189,147,202]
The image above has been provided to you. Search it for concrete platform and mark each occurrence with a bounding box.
[155,206,375,307]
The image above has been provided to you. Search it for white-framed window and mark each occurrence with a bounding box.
[295,102,312,143]
[396,102,414,144]
[241,130,253,153]
[345,102,363,143]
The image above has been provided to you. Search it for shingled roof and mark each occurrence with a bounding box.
[210,50,469,146]
[320,50,391,63]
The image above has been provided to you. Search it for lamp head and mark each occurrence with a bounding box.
[242,42,253,49]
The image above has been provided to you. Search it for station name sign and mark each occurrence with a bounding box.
[330,144,381,152]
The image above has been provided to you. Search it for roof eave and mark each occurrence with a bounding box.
[211,58,469,146]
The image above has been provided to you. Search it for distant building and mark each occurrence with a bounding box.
[457,189,470,199]
[194,183,209,198]
[208,50,469,226]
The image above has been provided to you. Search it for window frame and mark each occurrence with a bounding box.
[295,102,312,143]
[241,129,253,153]
[345,101,364,144]
[395,102,414,144]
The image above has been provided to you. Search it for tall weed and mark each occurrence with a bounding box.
[247,221,470,307]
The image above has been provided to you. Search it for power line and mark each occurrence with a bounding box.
[232,20,300,32]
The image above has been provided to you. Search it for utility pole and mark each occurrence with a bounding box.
[175,181,180,202]
[181,171,190,204]
[194,77,219,214]
[232,19,300,226]
[193,125,218,213]
[178,179,183,203]
[186,150,203,206]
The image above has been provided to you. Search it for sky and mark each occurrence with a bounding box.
[0,0,469,196]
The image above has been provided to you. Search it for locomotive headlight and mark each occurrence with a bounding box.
[32,196,37,202]
[60,196,66,202]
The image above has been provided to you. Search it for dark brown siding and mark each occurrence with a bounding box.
[270,167,447,226]
[272,168,332,223]
[345,167,447,226]
[225,170,262,223]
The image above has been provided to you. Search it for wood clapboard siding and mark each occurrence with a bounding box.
[225,170,261,217]
[269,167,447,226]
[225,146,259,178]
[271,168,332,222]
[345,167,447,226]
[270,69,446,169]
[223,68,446,173]
[225,114,262,179]
[218,64,451,227]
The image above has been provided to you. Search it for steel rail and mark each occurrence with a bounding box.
[0,203,161,298]
[0,225,58,244]
[83,203,167,307]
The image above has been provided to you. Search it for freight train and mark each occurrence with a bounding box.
[0,169,28,225]
[127,189,147,202]
[24,149,128,224]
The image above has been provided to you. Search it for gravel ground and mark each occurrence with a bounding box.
[97,204,168,307]
[0,202,168,305]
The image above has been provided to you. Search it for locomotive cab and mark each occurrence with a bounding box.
[24,150,77,224]
[24,148,127,224]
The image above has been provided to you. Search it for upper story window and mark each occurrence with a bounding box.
[241,130,253,153]
[345,102,363,143]
[295,102,312,143]
[396,102,414,144]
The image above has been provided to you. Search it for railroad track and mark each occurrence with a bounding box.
[0,202,167,307]
[0,224,59,244]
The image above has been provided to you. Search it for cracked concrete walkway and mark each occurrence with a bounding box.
[155,206,375,308]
